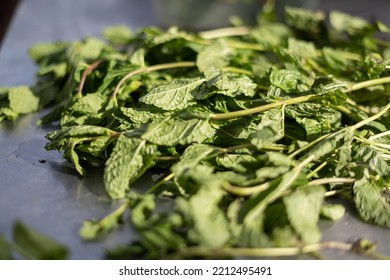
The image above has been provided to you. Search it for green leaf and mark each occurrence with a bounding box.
[129,48,146,68]
[307,129,354,162]
[127,194,187,258]
[311,75,349,105]
[173,144,221,176]
[102,25,133,45]
[250,22,292,48]
[130,194,156,228]
[322,47,357,73]
[139,26,182,47]
[284,186,325,244]
[104,135,158,199]
[329,10,373,36]
[354,53,387,81]
[0,87,8,100]
[212,73,257,97]
[0,107,19,122]
[112,107,167,131]
[320,204,346,221]
[8,86,40,114]
[286,103,342,139]
[98,65,138,94]
[77,135,113,157]
[176,182,232,248]
[354,145,390,176]
[197,40,232,81]
[335,141,353,176]
[68,93,106,114]
[238,214,269,247]
[284,6,326,34]
[28,41,69,63]
[0,235,13,260]
[216,153,257,173]
[353,171,390,227]
[79,37,105,61]
[249,108,284,149]
[141,117,215,146]
[13,221,68,260]
[245,171,305,220]
[239,168,308,247]
[139,77,205,110]
[45,125,115,142]
[269,69,312,93]
[80,201,128,240]
[287,37,317,59]
[64,138,88,176]
[37,62,67,78]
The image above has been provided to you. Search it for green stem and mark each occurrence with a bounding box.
[198,26,251,39]
[210,75,390,122]
[180,33,264,51]
[111,61,196,99]
[210,94,316,120]
[369,130,390,140]
[325,190,344,197]
[307,162,327,179]
[223,182,270,197]
[308,177,355,186]
[290,101,390,159]
[349,76,390,92]
[172,241,353,259]
[351,102,390,130]
[146,173,175,194]
[98,200,129,229]
[77,59,104,98]
[222,66,253,76]
[156,156,180,161]
[222,143,254,153]
[225,156,314,197]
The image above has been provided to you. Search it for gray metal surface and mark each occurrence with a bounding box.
[0,0,389,260]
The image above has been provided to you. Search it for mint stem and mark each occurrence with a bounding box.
[210,94,316,120]
[111,61,196,99]
[349,76,390,92]
[77,60,104,98]
[172,241,354,259]
[146,173,175,194]
[198,26,251,40]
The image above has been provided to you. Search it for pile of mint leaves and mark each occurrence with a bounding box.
[2,4,390,259]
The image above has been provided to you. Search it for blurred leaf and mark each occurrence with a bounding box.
[13,221,68,260]
[284,186,325,244]
[353,171,390,228]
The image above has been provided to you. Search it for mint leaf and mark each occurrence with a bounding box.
[0,235,13,260]
[353,171,390,228]
[141,117,215,146]
[102,25,132,45]
[8,86,39,114]
[213,73,257,97]
[140,77,205,110]
[320,204,346,221]
[329,10,373,36]
[284,6,325,34]
[249,108,284,149]
[197,40,232,81]
[28,41,69,63]
[13,221,68,260]
[270,69,312,92]
[176,181,232,248]
[104,135,157,199]
[284,186,325,244]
